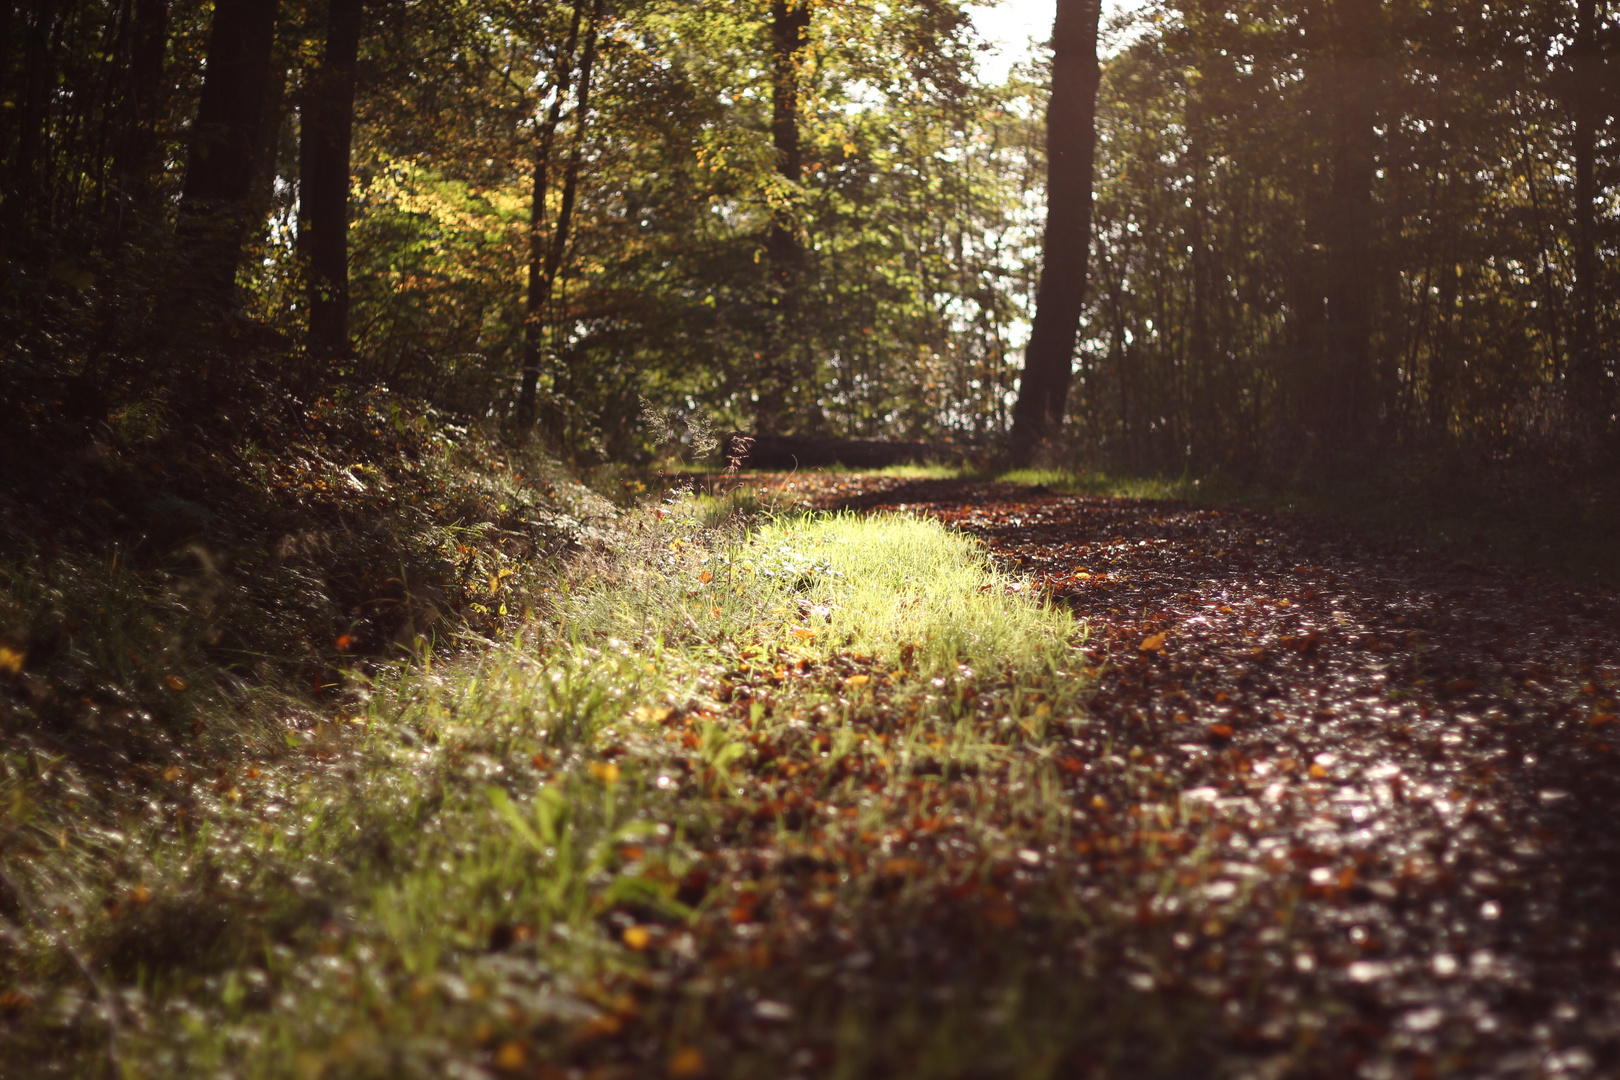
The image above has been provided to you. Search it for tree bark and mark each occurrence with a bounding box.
[110,0,169,221]
[1319,0,1383,448]
[178,0,279,309]
[1,0,56,241]
[516,0,585,434]
[516,0,602,433]
[755,0,810,432]
[1570,0,1605,433]
[298,0,363,360]
[1008,0,1102,466]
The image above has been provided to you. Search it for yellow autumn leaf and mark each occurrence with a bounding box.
[845,674,869,688]
[0,646,23,675]
[699,570,712,583]
[788,626,815,641]
[623,925,652,950]
[589,761,621,784]
[1139,633,1167,652]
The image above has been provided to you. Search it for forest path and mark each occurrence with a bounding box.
[760,472,1620,1077]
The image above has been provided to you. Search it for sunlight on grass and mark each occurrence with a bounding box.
[1,493,1130,1079]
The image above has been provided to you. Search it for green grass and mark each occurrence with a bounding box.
[4,492,1206,1080]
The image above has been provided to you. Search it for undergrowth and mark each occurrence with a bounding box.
[0,487,1214,1079]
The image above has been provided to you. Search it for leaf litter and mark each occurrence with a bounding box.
[743,472,1620,1079]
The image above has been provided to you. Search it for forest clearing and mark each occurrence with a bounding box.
[4,0,1620,1074]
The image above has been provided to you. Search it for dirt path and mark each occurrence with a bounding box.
[759,473,1620,1077]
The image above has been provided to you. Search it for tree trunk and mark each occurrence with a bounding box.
[178,0,279,309]
[110,0,169,221]
[1187,83,1216,457]
[1008,0,1102,466]
[1319,0,1383,448]
[1,0,56,242]
[516,0,602,432]
[1571,0,1605,434]
[298,0,363,360]
[516,0,585,434]
[755,0,810,433]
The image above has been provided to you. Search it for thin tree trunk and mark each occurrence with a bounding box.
[516,0,602,432]
[1320,0,1383,448]
[1187,83,1216,458]
[1008,0,1102,466]
[516,0,584,434]
[110,0,169,223]
[178,0,279,309]
[1571,0,1604,432]
[755,0,810,432]
[2,0,55,242]
[298,0,362,360]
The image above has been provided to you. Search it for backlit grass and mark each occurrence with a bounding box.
[1,493,1183,1080]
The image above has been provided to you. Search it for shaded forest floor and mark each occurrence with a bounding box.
[4,465,1619,1079]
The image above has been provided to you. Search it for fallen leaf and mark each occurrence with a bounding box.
[789,626,815,641]
[1139,633,1167,652]
[699,570,712,583]
[164,674,187,691]
[0,646,24,675]
[668,1046,706,1078]
[623,925,652,950]
[845,674,869,688]
[495,1040,526,1070]
[589,761,621,784]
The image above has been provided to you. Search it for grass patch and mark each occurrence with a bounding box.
[0,490,1221,1078]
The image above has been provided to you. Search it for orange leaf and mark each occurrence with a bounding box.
[1590,713,1617,726]
[0,646,24,675]
[623,925,652,950]
[698,570,712,584]
[789,626,815,641]
[164,674,187,692]
[1139,633,1167,653]
[495,1040,526,1070]
[668,1046,706,1078]
[1207,723,1233,738]
[844,674,869,688]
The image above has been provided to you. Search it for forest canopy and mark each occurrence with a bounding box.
[0,0,1614,470]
